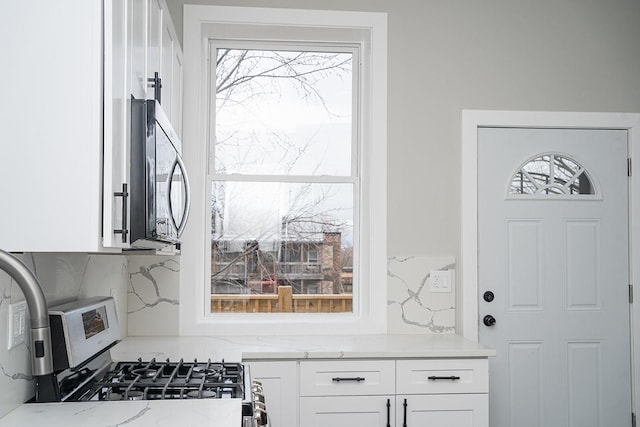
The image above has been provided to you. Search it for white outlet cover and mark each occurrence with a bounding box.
[8,301,27,350]
[430,270,452,293]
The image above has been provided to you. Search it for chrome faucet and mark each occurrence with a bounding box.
[0,249,60,402]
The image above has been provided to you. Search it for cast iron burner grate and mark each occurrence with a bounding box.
[83,358,245,401]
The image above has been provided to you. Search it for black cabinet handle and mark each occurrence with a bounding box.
[113,183,129,243]
[428,375,461,381]
[148,72,162,103]
[403,398,407,427]
[331,377,365,382]
[386,398,391,427]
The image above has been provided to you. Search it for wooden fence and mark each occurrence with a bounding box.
[210,286,352,313]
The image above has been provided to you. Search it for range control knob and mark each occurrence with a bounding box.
[254,406,268,426]
[483,314,496,327]
[252,381,264,394]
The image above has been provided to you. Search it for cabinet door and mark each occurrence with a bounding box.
[396,394,488,427]
[170,42,183,137]
[247,361,298,427]
[147,0,163,99]
[103,0,131,249]
[0,0,103,251]
[129,0,147,99]
[159,5,182,134]
[300,396,394,427]
[160,17,174,119]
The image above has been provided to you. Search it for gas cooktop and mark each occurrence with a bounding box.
[83,359,246,401]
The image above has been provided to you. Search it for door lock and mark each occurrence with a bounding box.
[483,291,495,302]
[483,314,496,327]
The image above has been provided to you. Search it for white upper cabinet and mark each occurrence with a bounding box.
[0,0,182,252]
[161,12,183,136]
[171,44,183,137]
[1,0,103,252]
[147,0,163,99]
[104,0,183,249]
[104,0,131,250]
[129,0,148,100]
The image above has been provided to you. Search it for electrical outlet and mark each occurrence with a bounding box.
[8,301,27,350]
[430,270,452,293]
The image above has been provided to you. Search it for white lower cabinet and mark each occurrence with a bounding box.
[246,357,490,427]
[247,361,298,427]
[397,394,488,426]
[299,394,487,427]
[299,358,489,427]
[299,359,395,426]
[300,395,394,426]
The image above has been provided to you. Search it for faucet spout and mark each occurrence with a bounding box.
[0,249,60,402]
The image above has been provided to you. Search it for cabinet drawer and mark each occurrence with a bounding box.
[396,359,488,394]
[300,360,395,396]
[300,396,394,426]
[397,394,488,426]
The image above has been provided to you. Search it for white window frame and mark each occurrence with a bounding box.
[307,250,319,265]
[181,5,387,336]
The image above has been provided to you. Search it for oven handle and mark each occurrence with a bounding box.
[167,153,191,238]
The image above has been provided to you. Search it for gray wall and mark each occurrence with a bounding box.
[167,0,640,259]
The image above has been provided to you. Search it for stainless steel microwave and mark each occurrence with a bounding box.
[128,98,191,249]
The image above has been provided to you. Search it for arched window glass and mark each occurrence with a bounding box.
[509,153,595,196]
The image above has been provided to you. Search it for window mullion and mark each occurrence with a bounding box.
[211,174,357,184]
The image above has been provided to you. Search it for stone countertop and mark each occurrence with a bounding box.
[111,334,495,362]
[0,399,241,427]
[0,334,493,426]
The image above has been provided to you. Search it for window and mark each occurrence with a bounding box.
[307,250,319,265]
[509,153,597,197]
[181,6,387,336]
[210,43,356,314]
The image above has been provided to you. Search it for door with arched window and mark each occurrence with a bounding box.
[478,128,631,427]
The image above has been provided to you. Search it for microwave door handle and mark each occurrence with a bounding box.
[174,153,191,238]
[167,158,180,234]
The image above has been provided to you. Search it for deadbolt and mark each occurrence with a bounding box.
[483,314,496,327]
[483,291,495,302]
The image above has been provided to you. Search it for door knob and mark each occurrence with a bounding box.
[483,314,496,327]
[483,291,495,302]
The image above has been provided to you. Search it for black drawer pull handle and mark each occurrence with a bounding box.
[403,398,407,427]
[428,375,461,381]
[386,398,391,427]
[332,377,365,382]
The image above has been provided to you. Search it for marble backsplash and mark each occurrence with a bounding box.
[0,251,455,417]
[387,256,456,334]
[127,255,180,336]
[127,255,457,335]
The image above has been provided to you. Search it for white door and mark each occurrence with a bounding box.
[478,128,632,427]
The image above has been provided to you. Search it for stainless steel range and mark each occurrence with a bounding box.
[47,297,267,427]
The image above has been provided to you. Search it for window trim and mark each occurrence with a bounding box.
[181,5,387,336]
